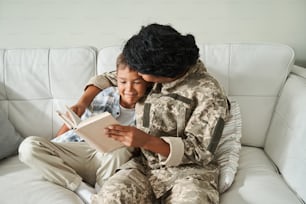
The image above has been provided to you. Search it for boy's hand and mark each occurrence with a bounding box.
[55,103,86,136]
[70,103,86,117]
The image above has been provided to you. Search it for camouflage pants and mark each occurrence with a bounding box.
[91,168,219,204]
[91,168,154,204]
[162,176,219,204]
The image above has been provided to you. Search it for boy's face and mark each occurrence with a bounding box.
[117,65,148,108]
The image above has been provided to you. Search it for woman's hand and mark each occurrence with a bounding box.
[104,125,150,148]
[105,125,170,157]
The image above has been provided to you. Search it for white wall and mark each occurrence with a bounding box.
[0,0,305,67]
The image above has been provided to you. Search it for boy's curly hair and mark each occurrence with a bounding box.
[122,23,199,78]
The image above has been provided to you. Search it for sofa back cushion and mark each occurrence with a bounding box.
[97,43,294,147]
[265,67,306,202]
[0,44,294,146]
[0,110,24,160]
[0,47,96,138]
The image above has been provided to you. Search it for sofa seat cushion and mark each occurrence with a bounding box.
[220,146,302,204]
[0,156,83,204]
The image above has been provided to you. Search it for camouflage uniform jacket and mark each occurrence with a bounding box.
[87,60,230,198]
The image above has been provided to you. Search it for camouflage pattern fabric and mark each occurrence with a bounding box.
[91,158,153,203]
[135,60,229,199]
[92,159,219,204]
[91,168,154,204]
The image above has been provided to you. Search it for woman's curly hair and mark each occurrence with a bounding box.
[122,23,199,78]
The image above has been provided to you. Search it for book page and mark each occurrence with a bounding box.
[78,111,112,128]
[65,105,82,126]
[76,112,124,152]
[56,110,75,129]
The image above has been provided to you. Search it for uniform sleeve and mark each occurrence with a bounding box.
[158,137,185,166]
[181,87,229,166]
[85,71,117,90]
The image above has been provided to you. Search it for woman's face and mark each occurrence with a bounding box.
[117,65,148,109]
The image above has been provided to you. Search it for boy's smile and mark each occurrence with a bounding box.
[117,65,148,109]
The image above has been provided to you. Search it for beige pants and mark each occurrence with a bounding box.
[18,136,132,191]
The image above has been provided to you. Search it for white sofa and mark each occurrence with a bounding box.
[0,44,305,204]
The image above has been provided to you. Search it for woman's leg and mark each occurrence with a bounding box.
[163,176,219,204]
[92,168,154,204]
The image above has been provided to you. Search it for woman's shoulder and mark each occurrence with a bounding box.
[181,64,225,100]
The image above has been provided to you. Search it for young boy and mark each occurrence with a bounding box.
[18,53,149,204]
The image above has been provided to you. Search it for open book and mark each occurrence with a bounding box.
[56,105,124,153]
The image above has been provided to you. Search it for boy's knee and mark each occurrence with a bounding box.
[109,147,134,163]
[18,136,44,163]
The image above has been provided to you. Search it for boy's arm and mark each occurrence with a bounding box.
[56,124,71,136]
[55,85,102,136]
[55,72,117,136]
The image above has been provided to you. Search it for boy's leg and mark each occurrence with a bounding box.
[18,136,96,191]
[95,147,134,188]
[92,168,154,204]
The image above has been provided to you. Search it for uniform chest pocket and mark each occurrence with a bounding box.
[143,93,193,137]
